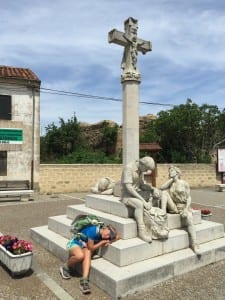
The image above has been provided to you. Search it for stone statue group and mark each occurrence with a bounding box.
[91,156,200,255]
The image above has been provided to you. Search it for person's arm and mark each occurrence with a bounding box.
[180,194,191,217]
[179,182,192,217]
[124,183,151,209]
[125,183,145,201]
[160,178,174,190]
[87,239,110,252]
[101,188,113,195]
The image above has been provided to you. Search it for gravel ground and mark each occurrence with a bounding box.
[0,189,224,300]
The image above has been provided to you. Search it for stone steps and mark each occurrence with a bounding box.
[30,225,225,299]
[31,216,224,267]
[85,194,134,218]
[30,194,225,299]
[90,237,225,299]
[65,203,201,238]
[30,225,68,262]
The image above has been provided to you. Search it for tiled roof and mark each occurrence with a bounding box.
[0,66,40,82]
[140,143,162,151]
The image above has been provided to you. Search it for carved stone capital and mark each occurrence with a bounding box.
[121,71,141,83]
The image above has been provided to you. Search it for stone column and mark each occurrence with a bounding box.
[122,80,140,165]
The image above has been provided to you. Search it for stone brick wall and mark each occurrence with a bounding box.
[39,163,219,194]
[156,163,218,188]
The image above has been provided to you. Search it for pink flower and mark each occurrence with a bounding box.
[0,235,33,255]
[201,209,211,215]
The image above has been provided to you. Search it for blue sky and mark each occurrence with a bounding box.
[1,0,225,134]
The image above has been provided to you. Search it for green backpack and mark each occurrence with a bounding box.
[70,214,104,235]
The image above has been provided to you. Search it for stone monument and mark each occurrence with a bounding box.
[31,18,225,299]
[108,17,152,165]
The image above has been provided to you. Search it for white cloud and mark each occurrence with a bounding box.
[1,0,225,132]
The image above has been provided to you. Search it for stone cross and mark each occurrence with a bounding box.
[108,17,152,165]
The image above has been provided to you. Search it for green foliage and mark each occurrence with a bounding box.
[140,119,159,143]
[41,113,86,162]
[155,99,203,162]
[55,149,121,164]
[141,99,225,163]
[97,121,119,156]
[41,116,121,163]
[41,100,225,164]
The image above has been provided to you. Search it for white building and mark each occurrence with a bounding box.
[0,66,41,190]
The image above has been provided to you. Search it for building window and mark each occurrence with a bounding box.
[0,95,11,120]
[0,151,7,176]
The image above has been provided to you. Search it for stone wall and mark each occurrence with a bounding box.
[39,163,219,194]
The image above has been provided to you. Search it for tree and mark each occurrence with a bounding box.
[97,121,119,156]
[142,99,222,163]
[140,118,159,143]
[41,113,86,162]
[40,115,121,163]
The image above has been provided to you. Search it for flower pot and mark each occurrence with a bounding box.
[0,244,33,276]
[201,213,212,221]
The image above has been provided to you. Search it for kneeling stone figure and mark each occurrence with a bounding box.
[121,156,169,242]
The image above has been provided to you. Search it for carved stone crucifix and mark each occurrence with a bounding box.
[108,17,152,165]
[108,17,152,82]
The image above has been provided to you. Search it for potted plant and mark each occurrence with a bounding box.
[0,235,33,276]
[201,209,212,220]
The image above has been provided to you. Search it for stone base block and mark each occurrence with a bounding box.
[30,197,225,299]
[215,184,225,192]
[85,194,201,228]
[30,224,225,299]
[90,237,225,299]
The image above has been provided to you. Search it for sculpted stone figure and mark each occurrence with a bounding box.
[91,177,115,195]
[143,188,169,240]
[121,18,143,74]
[160,166,200,255]
[121,156,168,242]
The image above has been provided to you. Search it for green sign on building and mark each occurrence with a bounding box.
[0,128,23,144]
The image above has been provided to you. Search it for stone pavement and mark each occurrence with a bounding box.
[0,188,225,300]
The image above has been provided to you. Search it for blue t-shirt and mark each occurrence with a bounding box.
[80,225,101,243]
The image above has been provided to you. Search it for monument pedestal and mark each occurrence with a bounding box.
[31,195,225,299]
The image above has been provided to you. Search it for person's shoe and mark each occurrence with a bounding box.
[80,278,91,294]
[59,266,71,279]
[138,226,152,243]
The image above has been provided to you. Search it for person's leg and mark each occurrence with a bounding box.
[67,246,84,267]
[182,211,201,255]
[62,245,92,294]
[79,248,92,294]
[161,191,178,213]
[60,245,84,279]
[125,197,152,243]
[81,248,92,278]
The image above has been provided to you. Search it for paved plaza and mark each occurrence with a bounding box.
[0,188,225,300]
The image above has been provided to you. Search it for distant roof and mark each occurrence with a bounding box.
[0,65,40,82]
[140,143,162,151]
